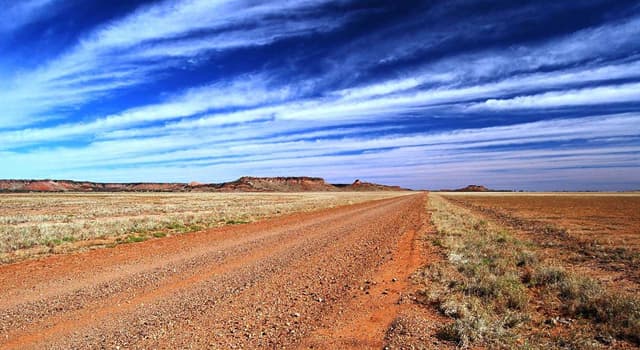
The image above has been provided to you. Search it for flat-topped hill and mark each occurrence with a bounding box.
[0,177,408,193]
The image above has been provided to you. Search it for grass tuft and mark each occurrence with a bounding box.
[123,235,148,244]
[152,232,167,238]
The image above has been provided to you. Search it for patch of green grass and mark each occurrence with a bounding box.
[123,235,148,243]
[225,219,250,225]
[166,221,186,230]
[43,238,63,247]
[187,224,204,231]
[41,235,77,247]
[152,231,167,238]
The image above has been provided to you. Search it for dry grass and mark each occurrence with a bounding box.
[421,194,640,348]
[445,193,640,286]
[442,192,640,251]
[0,192,406,262]
[422,195,531,348]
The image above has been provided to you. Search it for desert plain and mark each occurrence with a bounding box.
[0,190,638,349]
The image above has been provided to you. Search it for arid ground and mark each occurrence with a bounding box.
[444,192,640,250]
[0,192,404,263]
[433,192,640,348]
[1,192,639,349]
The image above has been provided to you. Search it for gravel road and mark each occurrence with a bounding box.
[0,193,435,349]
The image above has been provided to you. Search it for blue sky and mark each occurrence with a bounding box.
[1,0,639,190]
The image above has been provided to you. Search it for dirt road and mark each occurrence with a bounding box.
[0,193,432,349]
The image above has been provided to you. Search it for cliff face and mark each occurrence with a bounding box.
[0,177,407,193]
[217,177,334,192]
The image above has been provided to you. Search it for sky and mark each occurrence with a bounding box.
[1,0,639,191]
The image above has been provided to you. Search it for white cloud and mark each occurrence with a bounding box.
[3,113,638,188]
[4,55,640,148]
[476,82,640,110]
[2,2,639,190]
[0,75,293,146]
[0,0,347,128]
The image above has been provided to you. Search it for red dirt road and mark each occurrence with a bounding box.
[0,193,431,349]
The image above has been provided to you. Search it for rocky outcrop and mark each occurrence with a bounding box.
[342,179,405,191]
[0,177,408,193]
[216,177,335,192]
[453,185,490,192]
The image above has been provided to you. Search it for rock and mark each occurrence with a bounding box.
[595,334,613,345]
[557,318,572,325]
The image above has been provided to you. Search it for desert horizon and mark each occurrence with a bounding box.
[1,0,639,348]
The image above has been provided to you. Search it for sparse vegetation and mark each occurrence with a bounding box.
[0,192,406,262]
[422,194,640,348]
[123,235,148,244]
[423,195,531,348]
[558,275,640,343]
[225,219,250,225]
[444,193,640,269]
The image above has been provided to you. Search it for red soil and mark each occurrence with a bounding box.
[0,193,440,349]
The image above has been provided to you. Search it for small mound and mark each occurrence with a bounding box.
[454,185,490,192]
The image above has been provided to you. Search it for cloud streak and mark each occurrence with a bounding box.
[0,0,348,128]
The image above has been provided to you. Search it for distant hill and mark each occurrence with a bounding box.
[0,177,408,193]
[454,184,490,192]
[334,179,405,192]
[438,184,492,192]
[214,176,334,192]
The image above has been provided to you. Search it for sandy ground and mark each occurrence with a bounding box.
[442,193,640,247]
[0,193,443,349]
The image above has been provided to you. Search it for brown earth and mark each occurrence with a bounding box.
[0,193,441,349]
[444,193,640,287]
[0,177,407,193]
[443,194,640,248]
[432,194,640,348]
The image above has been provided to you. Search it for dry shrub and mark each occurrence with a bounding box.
[559,276,640,344]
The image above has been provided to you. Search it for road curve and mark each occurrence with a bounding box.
[0,193,429,349]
